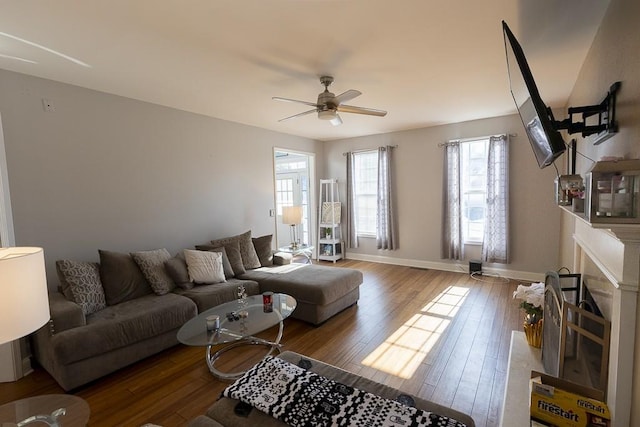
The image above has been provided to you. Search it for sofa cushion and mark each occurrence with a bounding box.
[184,249,226,285]
[55,260,106,315]
[173,278,260,313]
[194,245,235,279]
[211,230,261,270]
[50,293,196,365]
[99,250,153,305]
[252,234,273,267]
[165,252,194,290]
[131,248,175,295]
[240,265,363,306]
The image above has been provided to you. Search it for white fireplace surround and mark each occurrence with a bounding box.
[567,208,640,427]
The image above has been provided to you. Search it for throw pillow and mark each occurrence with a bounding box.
[183,249,226,284]
[194,245,235,279]
[56,260,107,315]
[98,249,153,305]
[252,234,274,267]
[211,230,261,270]
[203,238,245,276]
[165,253,194,290]
[131,248,175,295]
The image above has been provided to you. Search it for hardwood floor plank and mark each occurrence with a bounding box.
[0,260,522,426]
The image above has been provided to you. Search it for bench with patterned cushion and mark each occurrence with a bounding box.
[188,351,476,427]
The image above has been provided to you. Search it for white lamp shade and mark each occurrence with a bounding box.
[0,247,50,345]
[282,206,303,225]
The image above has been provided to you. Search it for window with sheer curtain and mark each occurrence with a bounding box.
[442,135,509,263]
[346,146,397,250]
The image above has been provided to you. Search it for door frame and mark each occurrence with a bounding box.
[0,112,23,383]
[272,147,316,252]
[0,113,15,247]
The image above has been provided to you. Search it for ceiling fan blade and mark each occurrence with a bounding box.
[272,96,319,108]
[334,89,362,105]
[278,109,317,122]
[330,114,343,126]
[337,104,387,117]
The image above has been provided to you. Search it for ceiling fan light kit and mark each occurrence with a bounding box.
[318,110,336,120]
[273,76,387,126]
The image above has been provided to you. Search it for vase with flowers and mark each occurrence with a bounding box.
[513,281,544,347]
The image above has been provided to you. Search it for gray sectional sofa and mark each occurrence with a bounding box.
[31,231,363,391]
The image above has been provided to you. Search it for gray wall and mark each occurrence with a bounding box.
[557,0,640,423]
[0,65,577,288]
[323,114,562,280]
[0,69,322,287]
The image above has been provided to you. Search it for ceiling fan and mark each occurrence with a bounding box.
[273,76,387,126]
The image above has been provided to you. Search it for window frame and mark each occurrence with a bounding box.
[459,137,490,245]
[352,150,378,238]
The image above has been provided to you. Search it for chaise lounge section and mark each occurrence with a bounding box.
[241,264,361,325]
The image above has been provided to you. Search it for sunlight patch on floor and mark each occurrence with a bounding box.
[361,286,469,378]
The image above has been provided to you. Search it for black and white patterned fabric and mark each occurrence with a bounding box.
[223,356,467,427]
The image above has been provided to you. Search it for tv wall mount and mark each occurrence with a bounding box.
[550,81,621,145]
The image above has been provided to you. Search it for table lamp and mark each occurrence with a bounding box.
[282,206,303,249]
[0,247,50,346]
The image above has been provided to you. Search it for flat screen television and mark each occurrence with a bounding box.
[502,21,566,169]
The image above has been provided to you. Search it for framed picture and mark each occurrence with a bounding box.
[321,202,341,224]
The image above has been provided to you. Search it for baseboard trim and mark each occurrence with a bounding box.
[343,253,544,282]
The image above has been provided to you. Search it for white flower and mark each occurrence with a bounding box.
[513,281,544,308]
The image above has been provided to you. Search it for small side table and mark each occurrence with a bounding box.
[0,394,90,426]
[277,245,314,263]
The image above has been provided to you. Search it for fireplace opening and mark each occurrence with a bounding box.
[542,271,611,396]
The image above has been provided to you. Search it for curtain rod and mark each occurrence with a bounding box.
[342,144,398,156]
[438,133,517,147]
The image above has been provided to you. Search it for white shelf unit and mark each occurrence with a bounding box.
[317,179,343,262]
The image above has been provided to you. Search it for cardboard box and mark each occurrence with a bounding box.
[530,371,610,427]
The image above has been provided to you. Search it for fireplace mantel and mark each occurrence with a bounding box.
[560,206,639,426]
[560,205,640,243]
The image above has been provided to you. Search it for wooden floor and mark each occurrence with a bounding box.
[0,260,521,427]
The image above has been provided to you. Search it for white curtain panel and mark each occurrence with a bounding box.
[377,146,397,250]
[482,135,510,263]
[441,143,463,260]
[346,152,359,248]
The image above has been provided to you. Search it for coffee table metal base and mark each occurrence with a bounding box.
[206,338,282,381]
[205,319,285,381]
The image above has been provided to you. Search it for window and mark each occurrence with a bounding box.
[353,150,378,237]
[443,135,509,262]
[460,138,489,244]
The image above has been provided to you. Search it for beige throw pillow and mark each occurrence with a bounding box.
[183,249,226,284]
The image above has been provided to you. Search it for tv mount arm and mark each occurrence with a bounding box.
[550,81,621,145]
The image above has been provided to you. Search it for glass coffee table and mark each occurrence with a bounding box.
[177,293,296,380]
[0,394,90,426]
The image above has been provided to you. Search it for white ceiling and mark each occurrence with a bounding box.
[0,1,610,141]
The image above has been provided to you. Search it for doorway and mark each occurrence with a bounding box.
[273,149,315,250]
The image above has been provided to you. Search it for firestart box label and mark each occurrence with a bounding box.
[530,377,610,427]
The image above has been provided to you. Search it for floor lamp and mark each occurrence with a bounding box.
[0,248,71,426]
[282,206,303,249]
[0,247,50,377]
